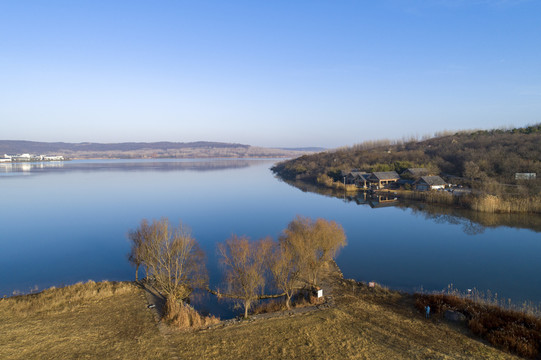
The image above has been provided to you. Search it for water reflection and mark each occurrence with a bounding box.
[0,159,265,177]
[279,178,541,234]
[0,161,65,175]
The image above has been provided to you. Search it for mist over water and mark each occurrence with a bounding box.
[1,159,540,317]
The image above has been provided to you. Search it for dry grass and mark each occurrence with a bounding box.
[398,189,457,205]
[416,294,541,358]
[0,281,171,360]
[169,273,520,360]
[397,190,541,214]
[164,297,220,329]
[0,275,524,359]
[3,280,132,315]
[468,194,541,214]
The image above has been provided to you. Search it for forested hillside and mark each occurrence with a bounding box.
[272,124,541,196]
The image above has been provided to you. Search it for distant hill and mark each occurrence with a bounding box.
[272,124,541,195]
[0,140,316,159]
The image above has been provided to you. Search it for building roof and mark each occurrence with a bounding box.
[417,175,446,186]
[358,173,371,181]
[370,171,400,181]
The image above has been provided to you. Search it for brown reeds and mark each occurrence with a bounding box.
[468,194,541,214]
[399,190,541,214]
[416,293,541,358]
[164,297,219,329]
[252,299,287,315]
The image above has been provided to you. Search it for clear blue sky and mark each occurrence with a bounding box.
[1,0,540,148]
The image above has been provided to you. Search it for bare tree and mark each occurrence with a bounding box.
[281,216,346,287]
[217,235,273,318]
[270,241,301,310]
[128,218,207,301]
[127,219,152,281]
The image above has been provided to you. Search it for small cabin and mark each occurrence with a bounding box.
[415,176,446,191]
[345,171,370,189]
[368,171,400,189]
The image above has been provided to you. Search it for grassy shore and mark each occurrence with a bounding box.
[1,267,525,359]
[0,281,172,360]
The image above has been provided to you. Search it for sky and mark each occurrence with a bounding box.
[1,0,540,148]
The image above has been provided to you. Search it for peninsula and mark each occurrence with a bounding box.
[272,124,541,214]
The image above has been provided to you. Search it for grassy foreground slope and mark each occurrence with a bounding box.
[0,271,519,359]
[0,282,171,360]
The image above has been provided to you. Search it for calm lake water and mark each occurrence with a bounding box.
[1,159,540,317]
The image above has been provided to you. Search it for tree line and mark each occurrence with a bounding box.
[272,123,541,197]
[128,216,346,318]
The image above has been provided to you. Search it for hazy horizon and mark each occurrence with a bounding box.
[1,1,540,148]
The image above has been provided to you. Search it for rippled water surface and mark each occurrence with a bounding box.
[1,159,540,316]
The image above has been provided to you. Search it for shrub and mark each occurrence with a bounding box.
[416,294,541,358]
[252,299,286,315]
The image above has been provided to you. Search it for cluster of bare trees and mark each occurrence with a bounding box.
[128,216,346,318]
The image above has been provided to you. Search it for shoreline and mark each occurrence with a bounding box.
[3,261,537,359]
[284,176,541,215]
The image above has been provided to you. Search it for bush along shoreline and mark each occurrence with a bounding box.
[415,292,541,358]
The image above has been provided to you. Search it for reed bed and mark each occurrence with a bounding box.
[416,285,541,358]
[398,190,457,205]
[164,297,220,329]
[399,190,541,214]
[468,194,541,214]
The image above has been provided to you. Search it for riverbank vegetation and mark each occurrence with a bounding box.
[1,272,523,359]
[416,293,541,358]
[128,216,346,322]
[396,189,541,214]
[272,124,541,214]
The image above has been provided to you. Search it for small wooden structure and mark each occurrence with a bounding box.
[368,171,400,189]
[414,175,446,191]
[345,171,371,189]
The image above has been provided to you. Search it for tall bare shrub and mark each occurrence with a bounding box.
[217,235,273,318]
[128,219,207,301]
[270,241,301,309]
[127,219,153,281]
[281,216,347,287]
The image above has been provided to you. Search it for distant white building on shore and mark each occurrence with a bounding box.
[43,155,64,161]
[2,154,64,162]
